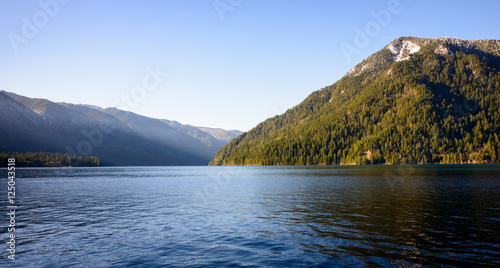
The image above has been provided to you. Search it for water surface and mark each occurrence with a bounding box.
[1,165,499,267]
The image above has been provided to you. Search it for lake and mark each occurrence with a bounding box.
[1,165,499,267]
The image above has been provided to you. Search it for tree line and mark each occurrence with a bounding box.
[0,152,102,167]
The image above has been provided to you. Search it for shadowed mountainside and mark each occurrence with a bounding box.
[0,91,242,166]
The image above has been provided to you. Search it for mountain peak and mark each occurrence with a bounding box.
[346,36,500,80]
[387,39,421,62]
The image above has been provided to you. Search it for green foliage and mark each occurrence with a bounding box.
[0,152,102,167]
[210,38,500,166]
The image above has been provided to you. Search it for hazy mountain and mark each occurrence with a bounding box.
[0,91,242,166]
[211,37,500,165]
[197,127,243,142]
[103,109,216,160]
[161,119,242,151]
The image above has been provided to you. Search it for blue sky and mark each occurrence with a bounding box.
[1,0,499,131]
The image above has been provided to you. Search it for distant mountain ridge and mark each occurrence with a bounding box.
[211,37,500,165]
[161,119,242,149]
[0,91,242,166]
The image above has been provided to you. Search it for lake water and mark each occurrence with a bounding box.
[1,165,499,267]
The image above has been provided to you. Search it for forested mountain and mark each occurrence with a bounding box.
[211,37,500,166]
[0,91,241,166]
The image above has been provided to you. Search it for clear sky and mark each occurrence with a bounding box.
[1,0,499,131]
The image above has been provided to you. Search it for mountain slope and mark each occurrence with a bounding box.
[103,108,215,160]
[160,120,243,156]
[211,37,500,165]
[0,92,53,153]
[161,120,225,153]
[197,127,243,142]
[0,91,241,166]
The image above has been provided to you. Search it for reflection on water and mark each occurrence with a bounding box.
[1,165,499,267]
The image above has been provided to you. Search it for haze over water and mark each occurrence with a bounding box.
[1,165,499,267]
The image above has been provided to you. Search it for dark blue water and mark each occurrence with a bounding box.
[1,165,499,267]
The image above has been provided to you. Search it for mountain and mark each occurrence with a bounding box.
[160,120,241,154]
[0,91,242,166]
[197,127,243,142]
[211,37,500,166]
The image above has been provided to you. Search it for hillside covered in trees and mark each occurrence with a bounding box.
[210,37,500,166]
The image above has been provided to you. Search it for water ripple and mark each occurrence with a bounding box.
[0,165,499,267]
